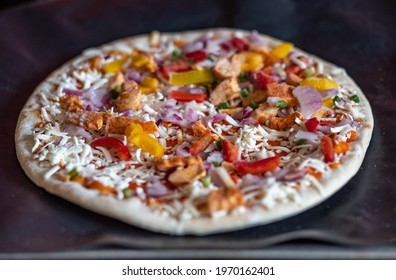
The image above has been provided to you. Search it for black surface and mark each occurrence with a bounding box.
[1,0,396,253]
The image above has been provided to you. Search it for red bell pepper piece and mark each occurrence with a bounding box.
[321,136,334,163]
[190,134,214,156]
[261,66,274,75]
[285,65,301,75]
[231,37,249,52]
[255,71,277,89]
[169,90,207,103]
[159,61,191,79]
[90,137,131,161]
[185,50,208,62]
[305,117,319,132]
[222,140,238,163]
[234,156,280,175]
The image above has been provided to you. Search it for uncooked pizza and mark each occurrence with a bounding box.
[15,28,373,235]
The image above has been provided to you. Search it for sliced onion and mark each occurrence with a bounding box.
[182,40,205,54]
[225,115,242,127]
[206,151,224,163]
[267,96,282,106]
[63,88,83,96]
[176,142,191,157]
[335,119,361,129]
[233,107,252,120]
[317,125,331,134]
[320,88,339,99]
[241,117,257,125]
[294,129,319,142]
[146,179,169,198]
[83,88,110,108]
[64,124,93,143]
[121,110,134,117]
[283,169,308,181]
[249,30,267,45]
[124,69,147,83]
[209,167,235,188]
[185,102,200,123]
[164,98,177,109]
[274,167,291,180]
[213,113,227,123]
[160,109,188,128]
[293,86,322,118]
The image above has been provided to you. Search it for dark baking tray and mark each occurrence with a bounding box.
[1,0,396,254]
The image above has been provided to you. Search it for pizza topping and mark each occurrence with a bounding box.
[90,137,131,161]
[114,80,142,112]
[168,90,207,103]
[234,156,280,175]
[30,30,367,220]
[205,187,244,214]
[209,77,240,105]
[66,111,103,131]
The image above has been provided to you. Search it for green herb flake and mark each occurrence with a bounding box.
[303,68,314,78]
[240,88,250,98]
[110,85,121,99]
[68,168,79,178]
[275,100,288,108]
[296,139,305,145]
[216,140,223,150]
[171,49,183,61]
[122,188,133,198]
[201,176,211,187]
[217,102,230,109]
[350,95,360,103]
[207,56,215,62]
[249,102,259,110]
[333,95,341,103]
[212,161,222,167]
[238,71,248,82]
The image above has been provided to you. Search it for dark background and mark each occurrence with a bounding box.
[1,0,396,254]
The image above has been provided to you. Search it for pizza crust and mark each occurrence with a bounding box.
[15,28,374,235]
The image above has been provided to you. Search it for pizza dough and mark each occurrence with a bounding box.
[15,28,373,235]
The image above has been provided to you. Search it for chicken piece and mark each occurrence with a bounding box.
[145,54,158,73]
[206,188,244,215]
[107,50,128,57]
[88,56,102,70]
[108,72,125,90]
[286,73,303,86]
[242,89,267,107]
[66,111,103,131]
[190,134,215,156]
[149,30,161,48]
[99,112,114,124]
[268,112,303,131]
[219,107,243,116]
[106,116,157,135]
[213,55,242,79]
[156,156,202,172]
[192,119,210,138]
[209,77,240,105]
[251,102,279,124]
[267,83,298,107]
[61,95,83,112]
[114,80,142,112]
[168,163,206,187]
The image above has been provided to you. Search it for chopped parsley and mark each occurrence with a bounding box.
[238,71,248,82]
[171,49,183,61]
[303,68,314,78]
[240,88,250,98]
[122,188,133,197]
[275,100,288,108]
[110,85,121,99]
[217,102,230,109]
[350,95,360,103]
[201,176,211,187]
[212,161,222,167]
[68,168,79,178]
[249,102,259,110]
[296,139,305,145]
[216,140,223,149]
[333,95,341,103]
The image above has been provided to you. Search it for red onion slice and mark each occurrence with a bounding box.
[176,142,191,157]
[146,178,169,198]
[63,88,83,96]
[64,124,93,143]
[293,86,322,118]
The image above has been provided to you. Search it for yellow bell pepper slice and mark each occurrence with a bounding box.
[270,42,294,59]
[125,123,144,138]
[132,54,149,68]
[322,97,334,108]
[240,52,264,72]
[301,77,338,91]
[125,124,164,157]
[103,57,128,74]
[139,77,160,95]
[169,70,215,86]
[139,86,154,95]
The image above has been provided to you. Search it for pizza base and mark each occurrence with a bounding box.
[15,28,374,235]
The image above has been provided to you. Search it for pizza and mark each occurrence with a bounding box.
[15,28,373,235]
